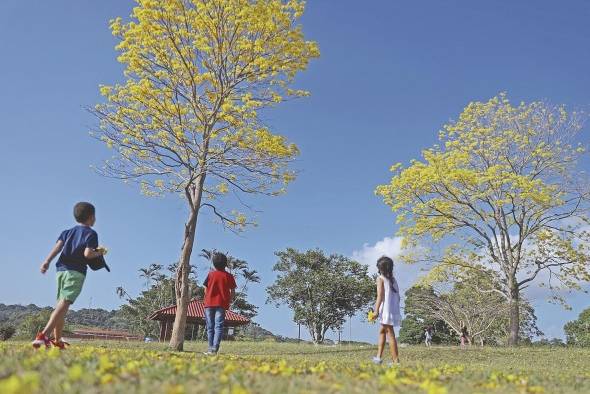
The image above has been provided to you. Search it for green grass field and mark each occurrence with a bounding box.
[1,340,589,394]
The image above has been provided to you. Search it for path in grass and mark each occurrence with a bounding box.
[1,341,589,393]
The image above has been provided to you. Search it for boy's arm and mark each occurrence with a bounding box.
[84,247,105,259]
[202,275,209,297]
[40,240,64,274]
[83,231,103,259]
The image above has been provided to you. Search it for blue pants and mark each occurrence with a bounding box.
[205,307,225,352]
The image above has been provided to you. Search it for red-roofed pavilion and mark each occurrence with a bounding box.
[148,298,250,342]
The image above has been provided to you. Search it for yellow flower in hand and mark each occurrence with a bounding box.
[367,309,377,323]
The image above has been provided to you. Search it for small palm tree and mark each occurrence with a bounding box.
[239,269,260,294]
[116,286,131,301]
[139,263,163,289]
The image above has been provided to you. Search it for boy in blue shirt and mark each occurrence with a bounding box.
[32,202,106,349]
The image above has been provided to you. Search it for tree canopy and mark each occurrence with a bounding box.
[410,265,542,346]
[266,249,374,343]
[376,93,590,344]
[93,0,319,350]
[398,286,454,345]
[564,307,590,347]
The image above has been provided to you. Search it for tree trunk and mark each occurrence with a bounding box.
[315,332,323,344]
[309,327,318,344]
[316,323,325,344]
[508,285,520,346]
[309,323,324,344]
[169,175,206,351]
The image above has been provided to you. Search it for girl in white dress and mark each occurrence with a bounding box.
[372,256,401,365]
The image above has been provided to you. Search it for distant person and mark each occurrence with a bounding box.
[203,252,237,355]
[424,327,433,347]
[460,321,470,348]
[32,202,107,349]
[371,256,401,366]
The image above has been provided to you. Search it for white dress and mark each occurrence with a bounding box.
[378,275,401,327]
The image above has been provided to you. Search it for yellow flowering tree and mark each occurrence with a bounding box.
[93,0,319,350]
[376,93,590,345]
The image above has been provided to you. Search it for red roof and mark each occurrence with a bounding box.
[148,298,250,326]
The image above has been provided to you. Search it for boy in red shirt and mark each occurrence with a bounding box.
[203,252,236,355]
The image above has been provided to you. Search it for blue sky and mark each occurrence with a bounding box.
[1,0,589,343]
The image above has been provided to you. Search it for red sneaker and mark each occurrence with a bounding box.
[31,332,51,349]
[51,339,70,350]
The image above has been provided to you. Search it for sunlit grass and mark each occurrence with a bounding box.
[1,341,589,393]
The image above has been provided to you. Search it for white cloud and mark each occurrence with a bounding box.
[351,236,428,298]
[352,236,404,274]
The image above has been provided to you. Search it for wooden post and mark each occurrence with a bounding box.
[159,321,165,342]
[298,323,301,343]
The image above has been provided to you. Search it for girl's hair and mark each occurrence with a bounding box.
[377,256,397,293]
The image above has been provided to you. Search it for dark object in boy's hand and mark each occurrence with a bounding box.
[87,255,110,272]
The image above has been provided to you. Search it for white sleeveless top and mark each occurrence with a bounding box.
[378,275,401,326]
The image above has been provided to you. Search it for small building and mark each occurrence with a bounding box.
[148,298,250,342]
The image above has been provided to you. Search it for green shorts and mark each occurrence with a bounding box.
[56,270,86,304]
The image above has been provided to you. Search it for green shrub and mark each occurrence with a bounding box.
[0,324,16,341]
[16,309,52,339]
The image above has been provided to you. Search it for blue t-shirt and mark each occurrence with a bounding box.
[55,225,99,275]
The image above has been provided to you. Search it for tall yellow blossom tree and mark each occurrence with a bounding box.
[376,93,590,345]
[93,0,319,350]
